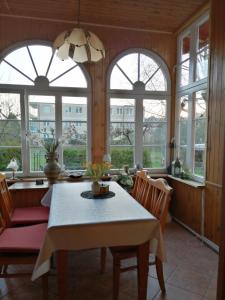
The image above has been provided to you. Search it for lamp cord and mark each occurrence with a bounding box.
[77,0,80,26]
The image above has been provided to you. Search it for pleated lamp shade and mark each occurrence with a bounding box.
[53,28,105,63]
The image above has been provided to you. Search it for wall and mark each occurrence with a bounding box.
[0,16,176,163]
[204,0,225,246]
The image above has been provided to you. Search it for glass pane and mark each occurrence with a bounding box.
[181,33,191,61]
[110,122,135,145]
[28,45,53,76]
[0,93,21,146]
[198,20,209,51]
[179,96,189,120]
[179,146,188,168]
[180,60,190,86]
[0,93,21,120]
[4,46,36,80]
[110,65,132,90]
[194,149,205,177]
[145,69,166,91]
[0,61,33,85]
[62,122,87,146]
[63,146,86,170]
[140,54,159,83]
[179,121,188,145]
[179,96,189,146]
[48,52,76,80]
[195,90,207,118]
[195,119,206,144]
[50,66,87,88]
[110,146,134,168]
[28,95,55,122]
[62,97,87,121]
[196,48,209,80]
[0,147,22,171]
[29,121,55,134]
[117,53,138,83]
[0,120,21,146]
[29,148,45,172]
[143,99,166,121]
[110,98,135,122]
[143,123,166,145]
[143,146,165,168]
[194,90,207,145]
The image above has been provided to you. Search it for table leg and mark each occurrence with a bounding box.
[57,250,68,300]
[137,241,149,300]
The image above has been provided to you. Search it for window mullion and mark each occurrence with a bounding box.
[189,25,197,85]
[187,94,194,171]
[55,94,62,168]
[22,89,30,176]
[135,97,143,167]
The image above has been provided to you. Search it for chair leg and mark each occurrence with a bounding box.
[113,255,121,300]
[155,256,165,293]
[42,273,48,300]
[100,247,107,274]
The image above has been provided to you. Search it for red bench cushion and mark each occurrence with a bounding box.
[0,223,47,253]
[11,207,49,225]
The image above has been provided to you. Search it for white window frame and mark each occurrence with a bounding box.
[175,13,209,182]
[0,41,92,177]
[107,48,171,173]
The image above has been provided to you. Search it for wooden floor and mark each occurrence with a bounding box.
[0,222,218,299]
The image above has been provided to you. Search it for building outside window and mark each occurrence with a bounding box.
[176,13,209,180]
[0,42,91,176]
[107,49,171,171]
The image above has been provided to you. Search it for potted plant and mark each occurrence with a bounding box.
[85,162,112,195]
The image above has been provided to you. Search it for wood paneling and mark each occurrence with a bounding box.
[204,183,221,244]
[0,0,208,33]
[168,178,203,234]
[9,183,49,208]
[209,0,225,298]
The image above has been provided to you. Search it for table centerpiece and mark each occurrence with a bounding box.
[85,162,112,195]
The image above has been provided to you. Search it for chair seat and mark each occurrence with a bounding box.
[11,207,49,225]
[0,223,47,253]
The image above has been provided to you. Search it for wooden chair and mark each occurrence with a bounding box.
[131,170,150,203]
[100,171,150,273]
[0,213,48,300]
[110,177,173,300]
[0,174,49,227]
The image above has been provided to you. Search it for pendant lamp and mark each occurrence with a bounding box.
[53,0,105,63]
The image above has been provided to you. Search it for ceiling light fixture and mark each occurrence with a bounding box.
[53,0,105,63]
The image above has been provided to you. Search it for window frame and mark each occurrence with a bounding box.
[107,48,171,173]
[0,41,92,177]
[175,13,209,182]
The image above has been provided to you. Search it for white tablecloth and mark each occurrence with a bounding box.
[32,181,165,280]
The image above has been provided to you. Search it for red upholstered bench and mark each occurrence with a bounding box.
[0,174,49,227]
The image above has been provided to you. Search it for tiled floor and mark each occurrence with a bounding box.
[0,222,218,299]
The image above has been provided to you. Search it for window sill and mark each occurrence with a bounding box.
[167,175,205,189]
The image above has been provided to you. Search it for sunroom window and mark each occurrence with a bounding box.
[0,42,90,176]
[108,49,170,171]
[176,13,209,180]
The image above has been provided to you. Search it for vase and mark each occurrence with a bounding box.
[91,181,100,196]
[44,152,61,184]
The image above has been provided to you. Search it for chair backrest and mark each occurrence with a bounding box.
[146,178,173,232]
[0,174,14,227]
[132,171,149,203]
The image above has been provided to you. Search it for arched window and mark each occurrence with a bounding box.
[0,42,91,176]
[107,49,171,171]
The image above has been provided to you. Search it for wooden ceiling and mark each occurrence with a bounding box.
[0,0,209,33]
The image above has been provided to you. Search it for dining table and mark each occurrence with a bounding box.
[32,181,166,300]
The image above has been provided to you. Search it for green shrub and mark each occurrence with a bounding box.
[63,147,86,170]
